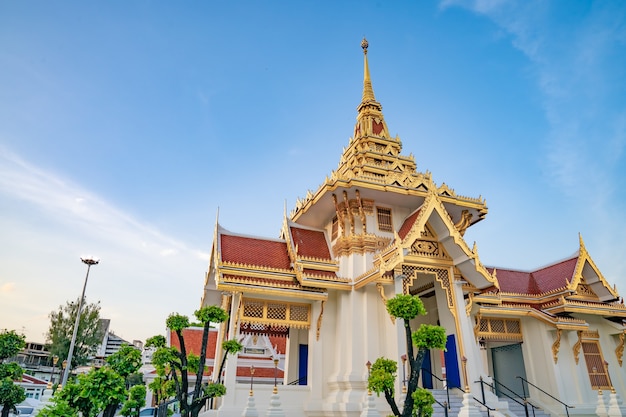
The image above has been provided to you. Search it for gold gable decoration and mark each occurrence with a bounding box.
[240,298,311,329]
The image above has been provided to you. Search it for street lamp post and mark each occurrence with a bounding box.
[50,356,58,384]
[60,256,99,387]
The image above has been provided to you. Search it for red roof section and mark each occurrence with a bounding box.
[221,234,291,269]
[170,328,218,360]
[490,268,533,294]
[398,209,421,240]
[532,257,577,293]
[290,227,331,260]
[490,256,578,295]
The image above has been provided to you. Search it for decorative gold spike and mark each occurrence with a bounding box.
[361,38,376,103]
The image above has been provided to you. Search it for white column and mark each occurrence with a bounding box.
[220,292,242,409]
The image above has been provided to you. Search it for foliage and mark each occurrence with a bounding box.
[204,382,226,397]
[37,397,80,417]
[126,372,144,387]
[107,344,142,379]
[0,330,25,359]
[0,330,26,417]
[47,342,145,417]
[54,382,93,417]
[214,339,243,384]
[79,366,127,417]
[46,298,103,369]
[145,335,166,349]
[412,388,434,417]
[386,295,426,321]
[366,294,447,417]
[412,325,446,350]
[194,305,229,324]
[165,314,190,332]
[149,305,233,417]
[0,379,26,417]
[120,384,146,417]
[368,358,397,397]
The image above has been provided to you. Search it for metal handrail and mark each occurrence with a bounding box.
[517,376,574,417]
[288,375,307,385]
[477,377,539,417]
[432,398,449,417]
[455,385,496,417]
[420,367,450,409]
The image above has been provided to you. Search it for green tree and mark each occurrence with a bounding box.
[39,344,142,417]
[107,344,142,387]
[37,397,80,417]
[0,330,26,417]
[46,298,103,370]
[367,294,447,417]
[149,306,240,417]
[80,367,127,417]
[120,384,146,417]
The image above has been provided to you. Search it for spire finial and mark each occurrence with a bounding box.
[361,37,375,102]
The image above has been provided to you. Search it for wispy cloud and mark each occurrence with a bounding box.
[440,0,626,287]
[0,145,202,260]
[440,1,626,198]
[0,145,208,341]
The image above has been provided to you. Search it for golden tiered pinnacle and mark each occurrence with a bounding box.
[361,37,376,104]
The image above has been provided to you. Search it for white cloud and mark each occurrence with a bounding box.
[0,145,207,342]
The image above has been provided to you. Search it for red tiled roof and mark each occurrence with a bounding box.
[398,209,421,240]
[169,328,218,359]
[532,257,577,293]
[290,227,331,260]
[490,268,533,294]
[221,234,291,269]
[490,256,578,295]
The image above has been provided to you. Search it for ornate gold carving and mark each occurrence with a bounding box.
[465,293,474,317]
[316,300,325,341]
[573,330,583,365]
[376,283,395,324]
[332,234,391,257]
[332,193,345,238]
[410,239,439,256]
[343,191,355,235]
[615,332,625,367]
[453,210,473,237]
[240,298,310,329]
[355,190,367,233]
[552,329,562,364]
[475,316,523,341]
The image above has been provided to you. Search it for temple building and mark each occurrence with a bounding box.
[201,39,626,417]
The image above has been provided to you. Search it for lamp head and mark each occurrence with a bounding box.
[81,256,100,266]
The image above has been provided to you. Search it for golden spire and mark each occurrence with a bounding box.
[361,37,376,103]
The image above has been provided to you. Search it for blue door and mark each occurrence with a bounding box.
[444,335,461,388]
[298,344,308,385]
[421,349,433,389]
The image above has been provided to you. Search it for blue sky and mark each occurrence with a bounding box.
[1,1,625,344]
